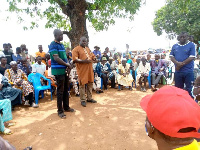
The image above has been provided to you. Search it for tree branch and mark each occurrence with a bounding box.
[55,0,71,16]
[63,31,70,36]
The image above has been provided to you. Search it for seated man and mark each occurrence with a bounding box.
[150,54,167,91]
[12,47,22,64]
[109,57,118,88]
[137,57,150,92]
[18,58,32,76]
[141,86,200,149]
[4,61,38,108]
[93,61,103,94]
[133,58,141,80]
[95,57,112,90]
[0,73,21,107]
[69,63,79,96]
[117,58,133,91]
[0,57,10,75]
[32,56,46,75]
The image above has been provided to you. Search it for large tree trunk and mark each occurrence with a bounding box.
[62,0,89,50]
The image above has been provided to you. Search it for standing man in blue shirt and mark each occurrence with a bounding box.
[93,46,101,60]
[170,32,196,97]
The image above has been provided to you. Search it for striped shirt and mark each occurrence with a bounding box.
[49,41,68,75]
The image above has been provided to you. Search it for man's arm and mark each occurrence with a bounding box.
[53,54,71,68]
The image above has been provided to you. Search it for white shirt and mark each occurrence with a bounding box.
[137,62,150,75]
[32,62,46,75]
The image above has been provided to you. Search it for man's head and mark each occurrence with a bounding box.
[161,54,166,59]
[101,57,107,65]
[109,57,113,64]
[38,45,43,52]
[53,29,63,42]
[188,35,194,42]
[105,47,109,53]
[0,57,7,65]
[36,56,42,64]
[141,86,200,148]
[45,53,50,60]
[94,46,100,51]
[79,36,87,48]
[192,76,200,101]
[147,54,151,60]
[141,57,146,66]
[21,58,27,66]
[126,54,129,60]
[66,47,71,53]
[154,54,160,60]
[178,32,189,45]
[20,44,26,51]
[103,51,107,56]
[10,61,18,71]
[3,43,8,51]
[122,58,127,66]
[136,58,140,64]
[16,47,21,54]
[7,43,12,49]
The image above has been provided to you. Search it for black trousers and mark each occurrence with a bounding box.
[111,75,115,88]
[101,73,108,89]
[55,74,69,114]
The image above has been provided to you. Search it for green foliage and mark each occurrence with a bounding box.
[62,41,71,49]
[5,0,141,32]
[152,0,200,41]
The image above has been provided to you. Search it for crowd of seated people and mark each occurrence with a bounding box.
[0,43,169,135]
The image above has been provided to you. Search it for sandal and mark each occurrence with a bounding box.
[3,128,12,135]
[58,113,66,119]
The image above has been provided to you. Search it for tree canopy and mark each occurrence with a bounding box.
[6,0,142,48]
[152,0,200,42]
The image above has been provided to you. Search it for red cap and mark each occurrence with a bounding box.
[140,86,200,138]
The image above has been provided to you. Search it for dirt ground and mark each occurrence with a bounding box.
[3,88,157,150]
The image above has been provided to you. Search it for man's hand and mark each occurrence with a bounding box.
[176,62,185,71]
[83,58,92,64]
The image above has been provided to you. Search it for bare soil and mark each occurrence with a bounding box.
[3,88,157,150]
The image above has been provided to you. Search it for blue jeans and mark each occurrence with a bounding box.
[174,71,194,97]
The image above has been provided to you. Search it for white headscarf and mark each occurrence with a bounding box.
[10,61,17,66]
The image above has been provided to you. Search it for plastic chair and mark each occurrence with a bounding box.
[28,73,53,104]
[135,68,151,88]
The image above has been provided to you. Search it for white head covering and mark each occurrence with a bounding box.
[10,61,17,65]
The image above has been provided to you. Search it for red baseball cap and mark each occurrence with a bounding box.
[140,86,200,138]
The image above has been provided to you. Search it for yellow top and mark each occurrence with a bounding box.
[175,140,200,150]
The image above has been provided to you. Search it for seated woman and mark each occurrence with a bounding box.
[96,57,112,90]
[137,57,150,92]
[117,58,133,91]
[0,99,13,135]
[4,61,38,108]
[0,73,21,108]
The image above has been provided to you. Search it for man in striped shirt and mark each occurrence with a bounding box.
[49,29,74,119]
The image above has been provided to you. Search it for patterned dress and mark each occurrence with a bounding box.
[4,69,33,101]
[117,63,133,86]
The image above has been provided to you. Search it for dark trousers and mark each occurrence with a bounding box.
[175,72,194,97]
[139,76,148,87]
[111,75,116,88]
[25,92,34,105]
[151,73,162,87]
[101,73,108,89]
[55,74,69,114]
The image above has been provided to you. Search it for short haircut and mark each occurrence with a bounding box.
[16,47,21,51]
[179,31,188,36]
[53,29,62,37]
[0,56,6,60]
[36,56,42,59]
[3,43,7,48]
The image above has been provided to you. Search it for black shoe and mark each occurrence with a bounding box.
[81,101,86,107]
[99,90,104,93]
[96,91,100,94]
[87,99,97,103]
[65,107,75,112]
[75,94,80,97]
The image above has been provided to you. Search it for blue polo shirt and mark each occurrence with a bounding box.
[170,42,195,72]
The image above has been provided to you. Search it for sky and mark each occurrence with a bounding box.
[0,0,177,55]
